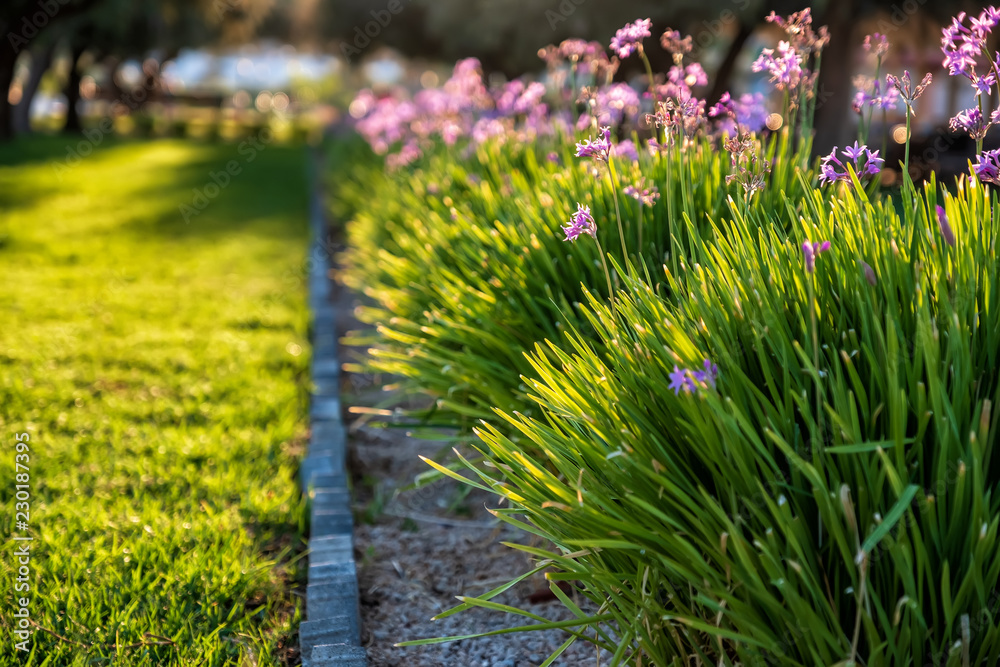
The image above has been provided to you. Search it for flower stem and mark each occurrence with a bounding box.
[808,276,823,439]
[880,108,888,167]
[903,105,912,178]
[636,201,643,257]
[595,238,615,307]
[664,148,678,278]
[606,157,629,270]
[978,96,985,156]
[639,46,658,103]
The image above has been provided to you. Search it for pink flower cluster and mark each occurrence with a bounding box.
[353,58,571,169]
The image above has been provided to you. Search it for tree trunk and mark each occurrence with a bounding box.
[0,27,19,142]
[813,0,857,154]
[63,44,86,134]
[13,42,56,135]
[707,21,754,105]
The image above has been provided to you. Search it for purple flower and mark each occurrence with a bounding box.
[843,141,865,162]
[711,92,769,135]
[471,118,509,145]
[495,80,546,116]
[648,90,707,137]
[936,205,956,247]
[887,71,933,106]
[973,148,1000,184]
[751,40,803,90]
[557,39,598,61]
[863,32,890,57]
[588,83,641,127]
[575,126,612,161]
[669,63,708,90]
[802,240,831,273]
[385,139,422,171]
[623,178,660,206]
[610,19,651,59]
[941,7,1000,100]
[669,361,716,395]
[943,43,979,78]
[871,80,900,110]
[668,366,690,395]
[765,9,829,54]
[950,107,990,140]
[818,144,884,184]
[853,76,900,113]
[973,72,997,97]
[692,359,719,388]
[660,29,693,55]
[709,91,733,118]
[613,139,639,162]
[562,203,597,242]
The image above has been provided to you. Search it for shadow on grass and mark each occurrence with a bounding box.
[0,134,311,246]
[125,141,312,242]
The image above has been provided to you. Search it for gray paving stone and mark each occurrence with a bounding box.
[309,299,331,314]
[311,306,336,323]
[311,322,336,341]
[309,547,353,567]
[313,332,338,356]
[310,473,348,490]
[309,561,356,583]
[307,579,359,608]
[312,358,341,380]
[299,616,361,649]
[307,644,368,666]
[311,479,348,493]
[309,544,353,566]
[311,509,354,535]
[311,396,342,421]
[300,457,336,491]
[312,376,340,398]
[310,420,345,451]
[309,534,353,550]
[312,488,351,507]
[302,451,342,475]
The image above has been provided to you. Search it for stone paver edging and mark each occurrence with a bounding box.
[300,152,367,667]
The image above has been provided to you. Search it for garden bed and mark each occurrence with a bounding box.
[332,8,1000,663]
[329,263,602,666]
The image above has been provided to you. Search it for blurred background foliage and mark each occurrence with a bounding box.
[0,0,996,153]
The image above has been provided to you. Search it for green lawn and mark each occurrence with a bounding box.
[0,136,312,665]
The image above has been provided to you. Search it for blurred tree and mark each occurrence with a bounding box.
[0,0,283,139]
[0,0,102,139]
[12,40,57,134]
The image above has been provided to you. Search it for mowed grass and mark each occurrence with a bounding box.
[0,136,312,665]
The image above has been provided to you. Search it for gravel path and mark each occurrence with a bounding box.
[349,427,606,667]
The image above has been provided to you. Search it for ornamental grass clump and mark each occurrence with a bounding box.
[421,173,1000,664]
[340,43,813,432]
[389,7,1000,664]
